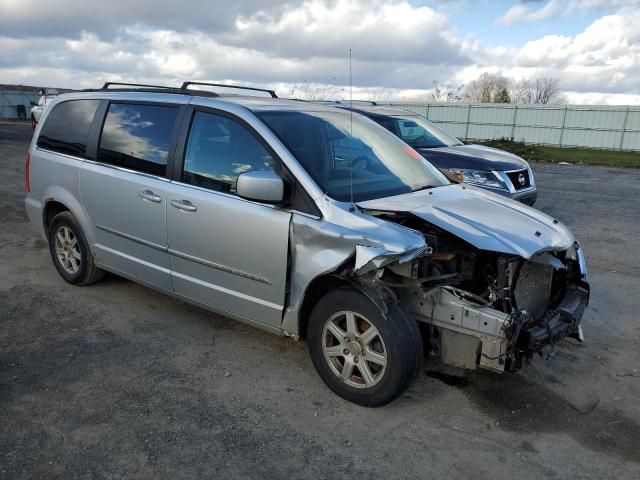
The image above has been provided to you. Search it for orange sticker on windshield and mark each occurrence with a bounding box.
[403,146,423,161]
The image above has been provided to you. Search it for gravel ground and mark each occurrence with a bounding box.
[1,122,639,479]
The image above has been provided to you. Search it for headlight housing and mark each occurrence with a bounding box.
[449,169,508,191]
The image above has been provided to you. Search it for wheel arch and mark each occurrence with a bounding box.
[40,187,96,246]
[297,273,351,340]
[297,271,399,340]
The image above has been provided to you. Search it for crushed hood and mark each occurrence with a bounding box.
[357,184,575,259]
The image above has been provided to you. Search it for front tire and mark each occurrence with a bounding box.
[48,212,104,286]
[307,287,423,407]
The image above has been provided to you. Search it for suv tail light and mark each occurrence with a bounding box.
[25,152,31,193]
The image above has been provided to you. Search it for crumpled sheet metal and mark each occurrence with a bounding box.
[280,210,427,334]
[529,251,566,270]
[354,244,427,275]
[357,184,575,259]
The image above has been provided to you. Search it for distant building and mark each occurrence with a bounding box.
[0,84,74,120]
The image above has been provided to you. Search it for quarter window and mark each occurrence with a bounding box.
[98,103,179,176]
[36,100,99,157]
[182,111,276,194]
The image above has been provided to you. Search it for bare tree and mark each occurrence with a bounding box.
[428,80,464,102]
[292,81,337,101]
[463,72,509,103]
[464,73,567,104]
[509,79,533,104]
[365,87,397,102]
[532,76,567,104]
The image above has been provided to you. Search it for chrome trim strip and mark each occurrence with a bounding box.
[94,244,172,275]
[82,158,171,182]
[95,224,167,252]
[35,147,86,162]
[168,248,272,285]
[35,148,172,183]
[170,270,281,313]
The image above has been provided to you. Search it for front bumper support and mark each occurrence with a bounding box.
[519,284,589,352]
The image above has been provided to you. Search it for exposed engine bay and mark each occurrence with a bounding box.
[358,210,590,373]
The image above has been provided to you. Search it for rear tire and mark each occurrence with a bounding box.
[48,212,104,286]
[307,287,423,407]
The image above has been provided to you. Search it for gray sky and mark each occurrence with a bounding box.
[1,0,639,104]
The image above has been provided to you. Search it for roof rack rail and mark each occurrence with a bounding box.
[102,82,176,90]
[181,81,278,98]
[83,82,220,98]
[341,100,378,106]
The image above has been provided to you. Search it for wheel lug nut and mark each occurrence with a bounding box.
[343,348,349,355]
[354,357,359,363]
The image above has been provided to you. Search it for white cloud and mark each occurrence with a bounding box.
[0,0,638,104]
[495,0,561,26]
[475,12,640,104]
[528,0,561,20]
[495,4,529,25]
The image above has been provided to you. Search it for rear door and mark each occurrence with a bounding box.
[80,101,183,291]
[166,107,291,329]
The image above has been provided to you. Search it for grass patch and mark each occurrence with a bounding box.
[476,139,640,168]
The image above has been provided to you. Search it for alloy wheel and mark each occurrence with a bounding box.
[322,310,388,389]
[54,226,81,275]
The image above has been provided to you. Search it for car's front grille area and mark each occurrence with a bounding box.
[506,169,531,190]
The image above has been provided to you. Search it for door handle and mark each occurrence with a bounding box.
[170,199,197,212]
[139,190,162,203]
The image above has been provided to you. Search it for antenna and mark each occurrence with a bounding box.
[349,48,355,211]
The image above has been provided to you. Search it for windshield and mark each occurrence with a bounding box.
[258,110,449,202]
[376,114,462,149]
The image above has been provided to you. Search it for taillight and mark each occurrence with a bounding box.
[25,152,31,193]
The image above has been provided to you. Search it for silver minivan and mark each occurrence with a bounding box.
[25,82,589,406]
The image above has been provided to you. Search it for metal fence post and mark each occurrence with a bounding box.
[619,106,630,150]
[558,106,568,147]
[426,103,430,120]
[464,104,472,140]
[511,105,518,140]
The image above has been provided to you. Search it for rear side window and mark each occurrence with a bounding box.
[37,100,99,157]
[98,103,179,176]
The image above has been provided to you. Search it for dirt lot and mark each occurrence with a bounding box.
[1,122,639,479]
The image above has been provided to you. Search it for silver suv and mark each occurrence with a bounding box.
[25,82,589,406]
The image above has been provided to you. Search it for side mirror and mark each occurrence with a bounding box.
[30,101,37,106]
[236,170,285,204]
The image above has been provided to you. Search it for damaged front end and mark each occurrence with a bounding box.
[355,209,589,373]
[284,184,589,375]
[348,185,591,374]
